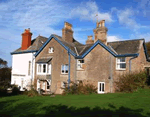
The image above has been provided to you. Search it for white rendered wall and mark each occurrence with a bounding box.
[11,52,35,91]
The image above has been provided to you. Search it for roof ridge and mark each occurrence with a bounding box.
[108,39,144,43]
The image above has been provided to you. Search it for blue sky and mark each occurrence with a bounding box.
[0,0,150,67]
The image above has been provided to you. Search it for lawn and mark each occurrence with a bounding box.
[0,89,150,117]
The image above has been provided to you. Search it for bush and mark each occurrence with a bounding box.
[0,80,11,96]
[23,88,39,97]
[61,81,97,95]
[11,85,20,95]
[115,70,148,93]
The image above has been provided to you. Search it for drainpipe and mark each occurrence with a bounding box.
[31,52,34,89]
[31,52,36,90]
[68,49,71,90]
[109,54,113,93]
[129,55,138,73]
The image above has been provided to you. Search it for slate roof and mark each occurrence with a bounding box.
[11,33,145,58]
[52,35,144,56]
[36,57,52,63]
[11,36,48,54]
[108,39,144,55]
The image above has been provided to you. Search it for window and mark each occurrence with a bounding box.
[98,82,105,93]
[47,64,51,74]
[43,64,46,73]
[14,78,16,84]
[21,78,24,89]
[28,61,31,75]
[116,57,126,70]
[38,64,42,73]
[43,82,45,90]
[61,81,66,88]
[49,47,54,53]
[47,81,50,89]
[37,64,51,74]
[61,64,68,74]
[77,59,84,70]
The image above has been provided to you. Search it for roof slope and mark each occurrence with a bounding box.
[11,36,48,54]
[108,39,144,55]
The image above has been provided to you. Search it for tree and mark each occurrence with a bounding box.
[146,42,150,56]
[0,58,11,81]
[0,58,7,68]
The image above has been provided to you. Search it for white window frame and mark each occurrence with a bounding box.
[61,81,66,88]
[37,63,51,75]
[47,64,51,74]
[116,57,126,70]
[77,59,84,70]
[49,47,54,53]
[28,61,31,76]
[98,82,105,94]
[61,64,68,74]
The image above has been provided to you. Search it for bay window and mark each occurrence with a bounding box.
[37,63,51,74]
[116,57,126,70]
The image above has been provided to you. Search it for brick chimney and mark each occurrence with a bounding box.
[93,20,108,44]
[62,22,73,43]
[21,28,32,50]
[86,35,94,45]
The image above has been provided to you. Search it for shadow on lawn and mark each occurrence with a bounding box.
[0,100,149,117]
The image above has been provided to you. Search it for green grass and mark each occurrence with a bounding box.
[0,89,150,117]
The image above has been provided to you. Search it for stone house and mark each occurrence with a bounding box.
[11,20,150,94]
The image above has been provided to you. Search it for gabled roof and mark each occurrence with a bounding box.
[11,36,48,55]
[35,34,85,57]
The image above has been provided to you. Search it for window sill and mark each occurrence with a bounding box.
[61,73,68,75]
[116,69,126,71]
[37,73,51,75]
[77,69,84,71]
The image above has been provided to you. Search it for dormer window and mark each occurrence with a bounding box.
[49,47,54,53]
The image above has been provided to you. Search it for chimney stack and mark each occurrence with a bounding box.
[86,35,94,45]
[62,22,73,43]
[94,20,108,44]
[21,28,32,50]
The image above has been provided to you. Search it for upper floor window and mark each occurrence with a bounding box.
[37,63,51,75]
[49,47,54,53]
[28,61,31,76]
[116,57,126,70]
[77,59,84,70]
[61,64,68,74]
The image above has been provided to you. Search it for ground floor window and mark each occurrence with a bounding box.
[98,82,105,93]
[47,81,50,89]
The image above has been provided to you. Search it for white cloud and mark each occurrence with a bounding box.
[130,32,150,42]
[0,0,70,36]
[112,7,149,31]
[70,1,113,22]
[107,36,120,42]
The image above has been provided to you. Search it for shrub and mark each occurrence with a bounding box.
[11,85,20,95]
[61,81,97,95]
[0,80,11,96]
[23,88,39,97]
[115,70,148,93]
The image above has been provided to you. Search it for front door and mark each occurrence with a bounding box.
[98,82,105,94]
